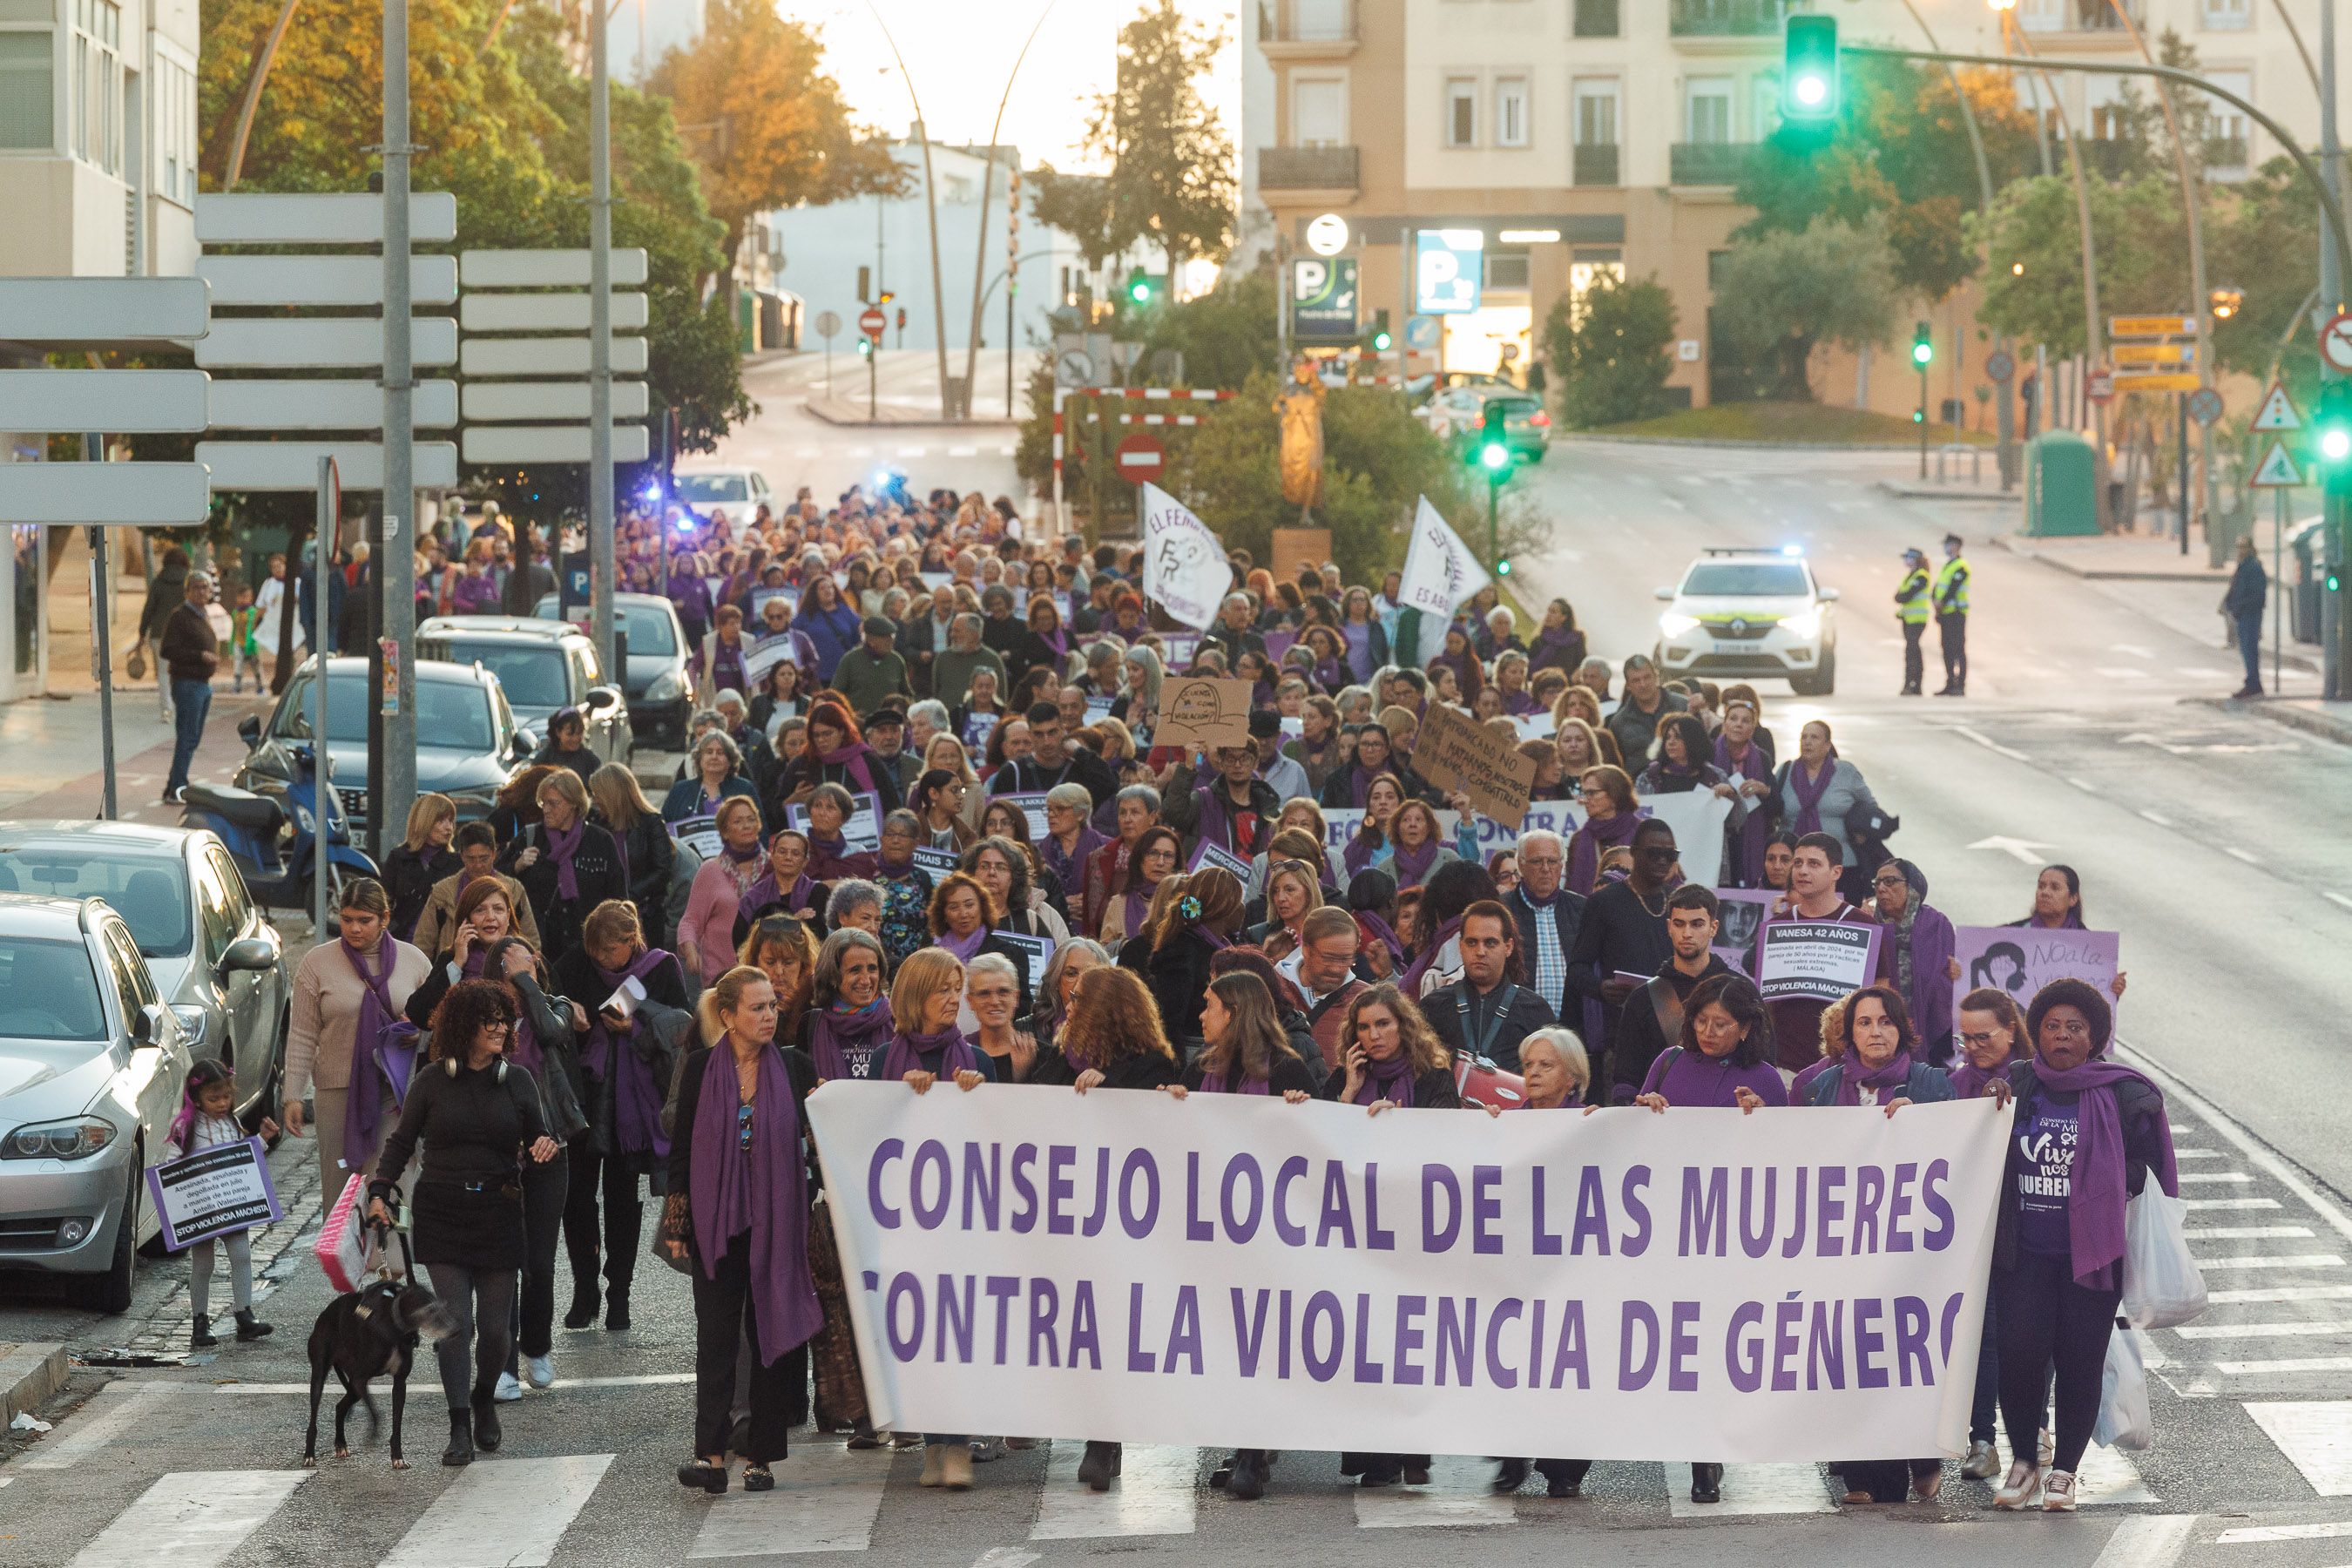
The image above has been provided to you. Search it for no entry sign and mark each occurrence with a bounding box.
[1115,431,1166,483]
[859,308,887,341]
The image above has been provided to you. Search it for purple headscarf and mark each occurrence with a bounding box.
[688,1042,821,1362]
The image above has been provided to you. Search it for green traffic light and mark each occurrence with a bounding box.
[1912,343,1933,367]
[1131,281,1150,303]
[2324,428,2352,463]
[1372,331,1393,352]
[1480,442,1511,472]
[1782,16,1840,125]
[1497,558,1513,578]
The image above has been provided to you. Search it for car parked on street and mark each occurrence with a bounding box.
[0,894,196,1311]
[417,616,633,764]
[0,823,288,1122]
[531,592,695,749]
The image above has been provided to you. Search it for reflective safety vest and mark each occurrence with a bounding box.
[1933,556,1970,616]
[1895,567,1932,625]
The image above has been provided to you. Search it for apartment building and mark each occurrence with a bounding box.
[1248,0,2346,410]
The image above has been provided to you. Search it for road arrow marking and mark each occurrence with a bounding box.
[1968,835,2053,865]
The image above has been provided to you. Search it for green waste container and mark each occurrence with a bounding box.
[2024,429,2100,537]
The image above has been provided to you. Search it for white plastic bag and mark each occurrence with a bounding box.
[2121,1188,2208,1328]
[312,1172,382,1294]
[2093,1325,2153,1450]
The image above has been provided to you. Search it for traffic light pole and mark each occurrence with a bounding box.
[1918,359,1930,479]
[1488,474,1499,578]
[2325,0,2345,700]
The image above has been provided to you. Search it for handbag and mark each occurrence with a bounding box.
[125,642,147,681]
[2093,1325,2153,1450]
[314,1173,385,1294]
[650,1190,695,1276]
[2121,1188,2209,1328]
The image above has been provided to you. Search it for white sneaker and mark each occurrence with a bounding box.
[2042,1470,2078,1511]
[494,1371,524,1402]
[1960,1440,1999,1480]
[2038,1428,2055,1466]
[1992,1462,2042,1511]
[524,1354,554,1390]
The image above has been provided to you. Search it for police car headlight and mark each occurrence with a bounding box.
[1782,611,1821,640]
[1659,613,1700,638]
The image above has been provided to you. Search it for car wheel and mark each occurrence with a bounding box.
[79,1159,141,1315]
[1790,652,1836,697]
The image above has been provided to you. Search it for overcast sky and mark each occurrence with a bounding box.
[787,0,1244,170]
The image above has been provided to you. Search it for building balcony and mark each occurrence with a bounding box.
[1259,145,1360,197]
[1258,0,1357,57]
[2022,1,2141,32]
[1669,0,1806,37]
[1573,0,1620,37]
[1574,144,1621,187]
[1670,141,1761,186]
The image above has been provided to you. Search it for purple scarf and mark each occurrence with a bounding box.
[583,947,674,1159]
[817,744,878,798]
[881,1025,983,1083]
[1527,625,1579,672]
[808,997,896,1080]
[1389,835,1441,889]
[688,1043,821,1362]
[1502,688,1538,716]
[1399,914,1464,994]
[1833,1048,1915,1107]
[1714,734,1774,884]
[739,869,815,926]
[1789,756,1839,836]
[1200,1063,1271,1096]
[341,936,419,1179]
[541,819,585,902]
[1351,1052,1416,1107]
[1567,810,1644,896]
[938,925,990,963]
[1341,764,1379,809]
[1901,903,1957,1051]
[1343,822,1383,878]
[2032,1058,2180,1288]
[1355,910,1405,968]
[1949,1056,2010,1101]
[1041,825,1108,901]
[1121,881,1159,940]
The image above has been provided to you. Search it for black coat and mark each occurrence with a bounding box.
[402,962,588,1144]
[1146,929,1225,1045]
[1316,1061,1462,1108]
[382,842,458,943]
[1182,1051,1318,1096]
[598,808,676,948]
[550,945,692,1165]
[664,1044,819,1237]
[1028,1047,1183,1090]
[1990,1060,2167,1274]
[1502,886,1585,1020]
[1422,979,1557,1073]
[1609,956,1734,1102]
[500,821,629,962]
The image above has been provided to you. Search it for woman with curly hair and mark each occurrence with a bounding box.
[1143,866,1246,1050]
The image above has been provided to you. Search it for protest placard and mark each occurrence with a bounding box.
[145,1136,281,1252]
[1757,919,1884,1004]
[996,791,1051,839]
[1084,694,1115,725]
[1271,526,1331,585]
[671,814,721,862]
[1510,713,1559,741]
[1712,889,1776,977]
[743,631,796,686]
[1140,483,1228,631]
[1410,702,1537,827]
[1190,840,1252,880]
[992,929,1055,992]
[750,585,797,617]
[787,791,882,852]
[1161,631,1202,669]
[808,1084,2006,1460]
[1155,677,1254,753]
[910,846,961,879]
[1954,926,2121,1013]
[962,709,1002,747]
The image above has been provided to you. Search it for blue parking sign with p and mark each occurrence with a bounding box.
[1415,229,1484,315]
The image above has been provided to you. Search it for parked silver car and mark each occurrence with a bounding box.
[416,615,633,764]
[0,895,195,1312]
[0,822,290,1119]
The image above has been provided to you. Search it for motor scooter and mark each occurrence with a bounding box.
[181,739,379,912]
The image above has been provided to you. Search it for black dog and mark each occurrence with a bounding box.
[302,1271,457,1469]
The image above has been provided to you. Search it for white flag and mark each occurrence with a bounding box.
[1396,495,1490,618]
[1139,482,1231,632]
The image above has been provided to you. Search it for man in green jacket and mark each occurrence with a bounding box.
[931,612,1008,710]
[831,616,911,715]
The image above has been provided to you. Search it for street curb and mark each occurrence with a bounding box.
[0,1342,68,1422]
[1559,432,1993,454]
[1996,533,2231,584]
[2193,695,2352,747]
[1876,481,2017,504]
[796,400,1020,432]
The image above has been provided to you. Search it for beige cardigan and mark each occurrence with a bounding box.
[409,870,540,959]
[285,936,434,1098]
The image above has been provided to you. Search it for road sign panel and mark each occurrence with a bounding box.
[457,248,649,287]
[2109,314,2196,339]
[460,424,652,465]
[2085,368,2116,404]
[457,336,650,377]
[2109,371,2202,394]
[1984,349,2016,383]
[2251,438,2303,489]
[195,315,459,369]
[0,277,209,344]
[206,377,459,432]
[194,440,459,490]
[1114,431,1166,483]
[460,380,651,422]
[2188,387,2226,428]
[2113,341,2196,367]
[2254,382,2303,432]
[195,192,458,245]
[814,310,842,339]
[0,369,208,434]
[459,292,651,333]
[2325,312,2352,372]
[198,254,459,308]
[860,308,888,341]
[0,463,212,524]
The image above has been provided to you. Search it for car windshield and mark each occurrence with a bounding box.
[0,936,109,1039]
[0,853,191,958]
[531,598,677,657]
[1680,562,1811,598]
[432,643,571,709]
[276,673,497,751]
[676,474,749,504]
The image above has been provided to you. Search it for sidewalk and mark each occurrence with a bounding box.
[2199,694,2352,748]
[801,395,1021,429]
[1997,530,2233,583]
[0,684,274,821]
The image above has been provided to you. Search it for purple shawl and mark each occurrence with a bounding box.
[816,744,879,798]
[1526,625,1581,673]
[937,925,990,963]
[1898,903,1957,1052]
[1389,835,1441,889]
[1399,915,1464,994]
[1342,822,1384,878]
[1338,764,1379,809]
[1355,910,1405,968]
[739,869,816,926]
[583,947,674,1159]
[688,1043,821,1362]
[1566,810,1644,896]
[1502,688,1539,716]
[1199,1062,1271,1096]
[1949,1056,2011,1101]
[1041,825,1108,901]
[1832,1048,1915,1107]
[1789,757,1839,836]
[1713,734,1774,884]
[1350,1052,1416,1107]
[2033,1058,2180,1288]
[341,936,420,1178]
[808,997,896,1081]
[881,1025,983,1082]
[542,819,585,902]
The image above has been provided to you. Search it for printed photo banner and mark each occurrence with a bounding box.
[743,630,797,686]
[809,1085,2007,1460]
[1315,794,1728,890]
[671,814,722,862]
[1713,889,1777,977]
[995,791,1052,841]
[1759,920,1884,1004]
[1953,927,2121,1015]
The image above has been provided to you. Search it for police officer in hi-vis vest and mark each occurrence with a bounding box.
[1894,548,1932,696]
[1932,532,1970,697]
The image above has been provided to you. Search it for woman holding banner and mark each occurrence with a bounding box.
[1950,986,2031,1482]
[1984,978,2178,1512]
[2011,863,2088,929]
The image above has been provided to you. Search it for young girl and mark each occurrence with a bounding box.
[230,585,263,693]
[166,1060,279,1348]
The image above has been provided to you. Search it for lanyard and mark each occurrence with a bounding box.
[1458,983,1518,1063]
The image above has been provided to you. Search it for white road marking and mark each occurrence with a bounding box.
[2178,1320,2352,1341]
[66,1470,308,1568]
[2184,1198,2283,1211]
[1031,1442,1199,1540]
[2328,892,2352,914]
[946,445,978,457]
[1352,1455,1517,1529]
[2247,1402,2352,1494]
[2227,847,2262,865]
[1663,1462,1832,1517]
[2176,1148,2220,1159]
[973,1551,1042,1568]
[896,445,926,456]
[109,1373,698,1396]
[1992,1429,2153,1505]
[2179,1171,2256,1185]
[2221,1355,2352,1375]
[2186,1225,2315,1240]
[2216,1520,2352,1543]
[380,1453,613,1568]
[2140,809,2175,827]
[1658,495,1687,511]
[2208,1284,2352,1305]
[21,1385,169,1470]
[2123,1050,2352,1247]
[2094,666,2153,680]
[689,1445,893,1558]
[2111,644,2157,659]
[2067,776,2100,793]
[2192,1254,2345,1270]
[2091,1513,2197,1568]
[1968,835,2052,864]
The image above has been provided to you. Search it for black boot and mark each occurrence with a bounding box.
[1076,1439,1121,1491]
[1690,1462,1723,1504]
[1229,1449,1270,1501]
[605,1276,632,1331]
[189,1314,217,1349]
[443,1412,475,1467]
[233,1308,274,1342]
[564,1281,600,1330]
[473,1398,502,1453]
[1492,1457,1531,1495]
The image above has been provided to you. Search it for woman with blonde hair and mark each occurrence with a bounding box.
[588,762,673,946]
[382,792,458,943]
[500,767,627,962]
[736,915,817,1051]
[1247,854,1325,956]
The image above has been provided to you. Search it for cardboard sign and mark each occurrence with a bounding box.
[1411,702,1537,828]
[1271,526,1331,586]
[1954,926,2121,1015]
[787,791,883,853]
[146,1136,282,1252]
[1155,677,1254,752]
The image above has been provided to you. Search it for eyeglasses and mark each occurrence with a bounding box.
[1872,875,1907,889]
[1959,1030,2004,1049]
[484,1020,512,1035]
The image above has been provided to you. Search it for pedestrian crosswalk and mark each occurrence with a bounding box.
[380,1455,613,1568]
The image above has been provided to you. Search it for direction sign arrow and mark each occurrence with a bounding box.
[2188,387,2225,428]
[2324,312,2352,373]
[1967,835,2054,866]
[1984,348,2016,383]
[2250,438,2303,489]
[2254,382,2303,432]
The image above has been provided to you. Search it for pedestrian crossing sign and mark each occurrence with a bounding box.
[2254,382,2303,432]
[2251,437,2303,489]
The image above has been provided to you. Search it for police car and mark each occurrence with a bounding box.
[1652,547,1841,696]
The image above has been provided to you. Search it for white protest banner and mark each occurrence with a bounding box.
[671,813,722,862]
[787,791,882,853]
[146,1136,282,1252]
[993,929,1055,992]
[1397,496,1491,618]
[750,585,798,617]
[1645,791,1734,888]
[1141,483,1230,632]
[810,1085,2006,1460]
[1758,920,1884,1004]
[743,631,796,686]
[1190,840,1251,880]
[1954,927,2121,1014]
